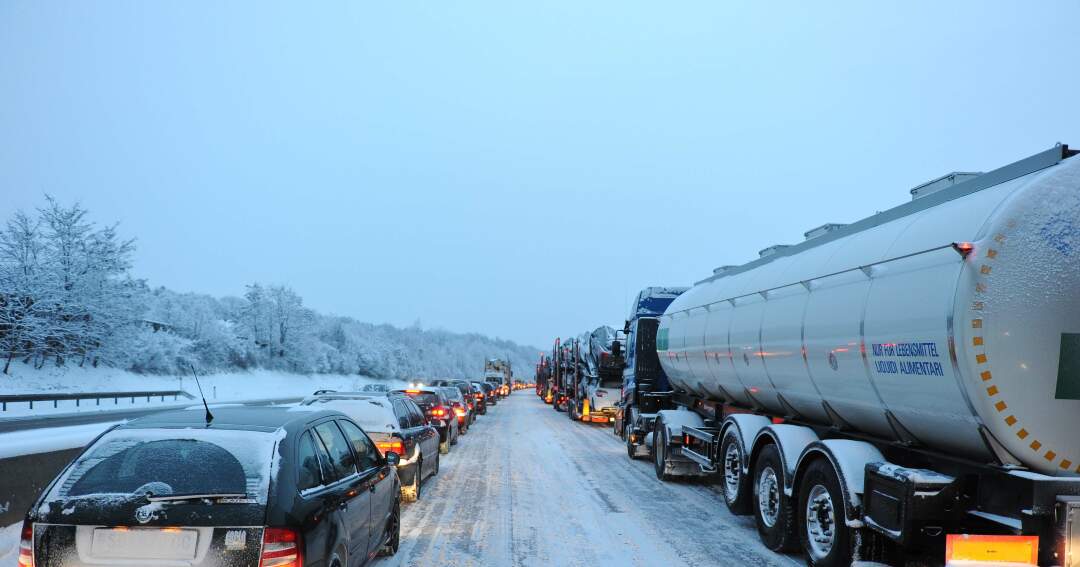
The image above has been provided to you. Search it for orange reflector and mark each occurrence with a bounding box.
[953,241,975,259]
[945,534,1038,565]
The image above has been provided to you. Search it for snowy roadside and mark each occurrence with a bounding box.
[0,522,19,565]
[0,364,406,419]
[0,421,126,460]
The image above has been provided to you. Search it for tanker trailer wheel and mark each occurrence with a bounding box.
[752,444,797,552]
[719,429,752,515]
[798,457,851,567]
[652,418,673,482]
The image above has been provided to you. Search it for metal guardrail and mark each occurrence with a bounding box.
[0,390,194,411]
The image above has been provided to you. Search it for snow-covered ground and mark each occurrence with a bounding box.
[0,521,20,566]
[0,363,406,418]
[374,393,799,567]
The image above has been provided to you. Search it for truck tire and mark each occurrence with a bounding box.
[719,429,752,515]
[626,422,643,460]
[752,443,798,552]
[653,418,673,482]
[798,457,851,567]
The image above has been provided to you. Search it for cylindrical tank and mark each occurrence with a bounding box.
[658,148,1080,475]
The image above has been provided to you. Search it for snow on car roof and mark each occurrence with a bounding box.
[309,399,400,433]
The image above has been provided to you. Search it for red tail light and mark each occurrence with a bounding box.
[376,440,405,456]
[261,527,301,567]
[18,520,33,567]
[453,406,466,417]
[428,406,448,418]
[475,393,483,400]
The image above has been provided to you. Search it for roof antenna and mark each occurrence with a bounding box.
[189,363,214,425]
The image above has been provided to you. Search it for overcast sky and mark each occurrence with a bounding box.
[2,1,1078,349]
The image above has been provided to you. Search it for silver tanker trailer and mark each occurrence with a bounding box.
[640,143,1080,566]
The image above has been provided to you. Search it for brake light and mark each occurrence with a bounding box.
[261,527,301,567]
[475,393,483,400]
[17,520,33,567]
[376,440,405,456]
[429,406,448,418]
[405,389,421,394]
[453,407,466,417]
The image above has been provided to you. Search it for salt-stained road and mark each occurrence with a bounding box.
[375,392,800,567]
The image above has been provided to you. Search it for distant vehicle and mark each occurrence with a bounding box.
[484,358,513,396]
[22,406,400,567]
[437,386,471,434]
[392,387,458,454]
[480,382,498,406]
[301,395,440,503]
[361,383,391,393]
[470,381,488,415]
[430,379,476,421]
[486,378,509,398]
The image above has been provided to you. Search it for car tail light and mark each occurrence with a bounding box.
[453,406,466,417]
[475,393,483,400]
[261,527,301,567]
[18,520,33,567]
[428,406,448,418]
[376,440,405,456]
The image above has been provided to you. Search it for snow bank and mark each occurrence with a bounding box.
[0,421,124,459]
[0,363,408,418]
[0,521,20,565]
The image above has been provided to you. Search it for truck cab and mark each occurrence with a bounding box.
[614,287,687,447]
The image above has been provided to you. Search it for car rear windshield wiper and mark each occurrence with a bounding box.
[146,493,248,502]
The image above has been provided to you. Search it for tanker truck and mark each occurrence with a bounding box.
[639,144,1080,566]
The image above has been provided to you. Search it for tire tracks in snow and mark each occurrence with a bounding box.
[375,394,799,567]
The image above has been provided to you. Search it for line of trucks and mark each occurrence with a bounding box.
[536,144,1080,567]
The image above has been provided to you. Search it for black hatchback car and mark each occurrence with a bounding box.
[21,406,400,567]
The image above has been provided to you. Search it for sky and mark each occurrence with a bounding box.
[1,1,1078,349]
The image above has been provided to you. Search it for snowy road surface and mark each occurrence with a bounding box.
[376,393,800,567]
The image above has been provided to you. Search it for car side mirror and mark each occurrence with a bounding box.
[385,452,401,467]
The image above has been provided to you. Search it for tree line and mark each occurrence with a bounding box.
[0,198,538,380]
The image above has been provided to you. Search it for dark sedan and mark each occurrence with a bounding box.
[392,387,458,454]
[20,406,400,567]
[302,394,440,503]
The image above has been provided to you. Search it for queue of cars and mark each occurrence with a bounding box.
[18,379,518,567]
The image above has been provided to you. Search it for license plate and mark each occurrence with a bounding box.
[91,528,198,560]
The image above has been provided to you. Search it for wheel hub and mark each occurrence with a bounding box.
[723,443,741,502]
[805,484,836,559]
[757,466,780,527]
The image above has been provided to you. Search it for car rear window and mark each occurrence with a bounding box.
[48,428,280,504]
[402,391,439,406]
[319,399,399,433]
